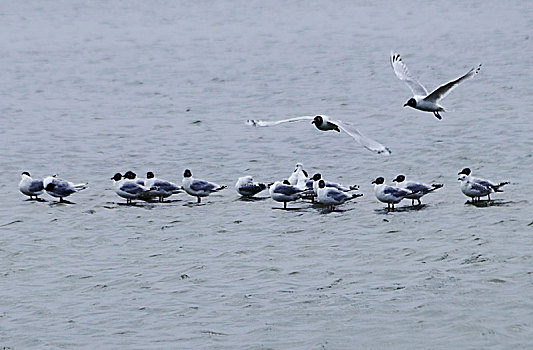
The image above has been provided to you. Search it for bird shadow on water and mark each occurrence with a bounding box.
[465,199,512,207]
[49,200,76,206]
[374,204,428,214]
[235,196,270,202]
[24,198,47,203]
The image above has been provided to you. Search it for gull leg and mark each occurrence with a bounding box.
[284,202,287,209]
[487,193,491,201]
[433,111,442,120]
[197,196,201,203]
[417,199,421,206]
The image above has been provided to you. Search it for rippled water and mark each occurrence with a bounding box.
[1,1,532,348]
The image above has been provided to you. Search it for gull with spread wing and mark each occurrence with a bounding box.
[246,115,391,155]
[390,51,481,119]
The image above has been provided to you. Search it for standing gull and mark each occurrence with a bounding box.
[269,180,307,209]
[182,169,226,203]
[19,172,44,200]
[246,115,391,155]
[390,51,481,119]
[457,168,508,200]
[316,180,362,210]
[143,171,182,202]
[111,173,155,204]
[392,174,443,206]
[372,177,413,210]
[458,174,492,202]
[43,175,88,202]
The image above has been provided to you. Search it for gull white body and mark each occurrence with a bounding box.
[246,115,391,155]
[390,51,481,119]
[235,176,268,197]
[113,177,153,204]
[458,174,491,201]
[316,185,361,210]
[372,178,412,210]
[43,175,87,202]
[182,170,226,203]
[269,181,305,209]
[144,175,182,202]
[19,173,44,199]
[393,175,443,205]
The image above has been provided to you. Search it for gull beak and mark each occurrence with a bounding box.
[311,120,316,124]
[457,177,462,181]
[371,180,376,184]
[457,171,462,175]
[403,103,408,107]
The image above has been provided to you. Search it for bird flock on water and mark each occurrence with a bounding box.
[18,52,509,210]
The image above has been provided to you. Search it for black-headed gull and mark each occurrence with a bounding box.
[182,169,226,203]
[269,180,308,209]
[457,168,508,200]
[372,177,413,210]
[247,115,391,155]
[390,51,481,119]
[111,173,154,204]
[143,171,182,202]
[235,176,268,197]
[316,180,362,210]
[311,173,359,195]
[458,174,492,202]
[19,172,44,200]
[392,174,443,206]
[123,171,145,185]
[43,175,88,202]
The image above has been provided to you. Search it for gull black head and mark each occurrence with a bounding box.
[404,98,416,108]
[371,177,385,185]
[123,171,136,179]
[45,183,55,191]
[146,171,155,179]
[393,174,405,183]
[183,169,192,178]
[282,180,291,185]
[458,168,471,176]
[111,173,122,181]
[22,171,31,177]
[311,115,323,126]
[312,173,322,181]
[318,179,326,189]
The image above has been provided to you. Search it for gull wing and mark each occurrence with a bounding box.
[390,51,428,96]
[246,116,314,127]
[424,64,481,103]
[334,119,391,155]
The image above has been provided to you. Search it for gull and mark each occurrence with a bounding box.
[182,169,226,203]
[371,177,413,210]
[269,180,307,209]
[288,163,308,186]
[43,175,88,202]
[235,176,268,197]
[111,173,155,204]
[316,180,362,210]
[311,173,359,195]
[458,174,492,202]
[390,51,481,119]
[143,171,182,202]
[246,115,391,155]
[392,174,443,206]
[458,168,508,200]
[123,171,145,185]
[19,172,44,200]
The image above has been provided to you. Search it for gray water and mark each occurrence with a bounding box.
[1,1,532,349]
